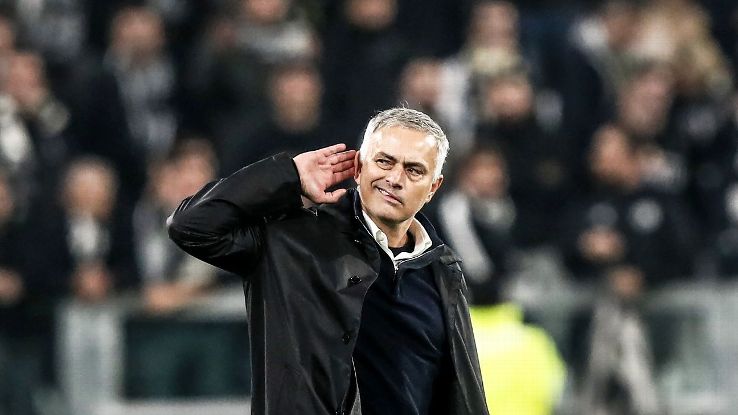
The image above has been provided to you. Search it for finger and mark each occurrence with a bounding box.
[320,143,347,157]
[330,150,356,164]
[332,167,355,183]
[332,159,354,173]
[328,149,356,165]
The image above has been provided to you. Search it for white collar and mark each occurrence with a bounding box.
[361,210,433,266]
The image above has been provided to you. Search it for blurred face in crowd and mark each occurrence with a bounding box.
[482,73,534,124]
[270,65,322,130]
[63,161,117,220]
[4,52,48,113]
[607,265,644,300]
[618,65,674,139]
[356,126,443,230]
[346,0,397,31]
[242,0,289,25]
[459,150,508,199]
[152,162,181,210]
[400,59,442,110]
[111,8,165,65]
[153,140,216,209]
[601,0,642,51]
[176,151,216,199]
[469,1,518,50]
[589,125,640,189]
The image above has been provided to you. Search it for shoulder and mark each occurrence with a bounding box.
[438,246,463,272]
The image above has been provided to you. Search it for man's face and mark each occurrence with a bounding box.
[271,69,321,119]
[355,126,443,228]
[483,75,533,123]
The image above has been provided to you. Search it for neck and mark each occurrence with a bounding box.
[384,223,411,248]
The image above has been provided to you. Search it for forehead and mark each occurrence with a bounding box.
[368,126,438,165]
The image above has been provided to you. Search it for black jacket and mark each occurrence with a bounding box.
[167,153,488,415]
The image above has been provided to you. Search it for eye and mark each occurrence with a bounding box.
[407,167,423,177]
[376,159,392,169]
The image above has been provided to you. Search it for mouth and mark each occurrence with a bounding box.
[376,187,402,205]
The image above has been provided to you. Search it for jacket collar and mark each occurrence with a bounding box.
[319,187,461,262]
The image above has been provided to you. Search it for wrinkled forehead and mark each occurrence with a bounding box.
[367,126,438,163]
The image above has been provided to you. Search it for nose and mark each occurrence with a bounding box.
[385,165,403,188]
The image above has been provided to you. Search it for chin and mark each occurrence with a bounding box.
[375,208,411,225]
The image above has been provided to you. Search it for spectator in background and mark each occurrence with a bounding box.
[143,0,214,68]
[128,138,230,397]
[580,265,661,415]
[437,1,526,157]
[183,0,315,144]
[70,6,176,209]
[465,0,519,57]
[2,158,132,415]
[397,56,468,174]
[135,139,219,314]
[471,302,566,415]
[235,0,315,64]
[704,95,738,275]
[0,50,73,216]
[218,60,333,174]
[561,0,643,163]
[654,1,736,243]
[105,6,177,163]
[25,157,136,306]
[0,172,44,415]
[476,63,571,247]
[183,8,266,140]
[565,127,685,415]
[562,125,695,285]
[634,0,728,70]
[398,57,443,122]
[614,60,686,193]
[322,0,410,138]
[431,146,515,305]
[84,0,213,57]
[10,0,88,90]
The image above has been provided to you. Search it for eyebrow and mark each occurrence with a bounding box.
[375,152,428,172]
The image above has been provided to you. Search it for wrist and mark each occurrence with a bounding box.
[290,157,307,197]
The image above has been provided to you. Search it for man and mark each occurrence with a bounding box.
[167,107,488,414]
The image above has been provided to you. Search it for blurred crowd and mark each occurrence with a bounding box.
[0,0,736,414]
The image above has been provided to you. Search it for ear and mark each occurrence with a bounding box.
[426,175,444,202]
[353,151,363,184]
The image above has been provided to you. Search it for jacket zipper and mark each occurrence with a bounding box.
[393,246,444,277]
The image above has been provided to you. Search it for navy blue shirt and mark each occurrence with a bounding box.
[353,231,448,415]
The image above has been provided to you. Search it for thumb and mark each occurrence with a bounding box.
[323,188,347,204]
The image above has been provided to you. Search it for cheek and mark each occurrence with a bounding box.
[361,167,385,185]
[408,185,432,206]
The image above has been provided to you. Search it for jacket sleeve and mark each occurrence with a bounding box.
[167,153,303,276]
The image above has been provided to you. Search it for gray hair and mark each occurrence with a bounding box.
[359,107,449,180]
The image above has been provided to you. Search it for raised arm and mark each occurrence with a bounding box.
[167,145,355,276]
